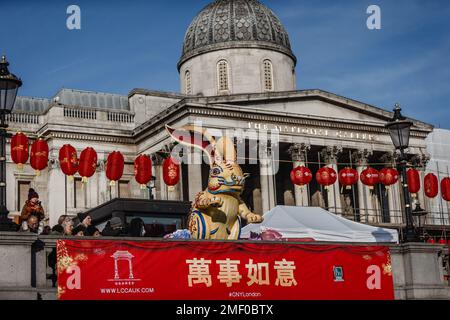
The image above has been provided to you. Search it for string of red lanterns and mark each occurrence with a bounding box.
[7,132,450,198]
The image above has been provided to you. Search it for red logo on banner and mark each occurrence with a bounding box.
[57,240,394,300]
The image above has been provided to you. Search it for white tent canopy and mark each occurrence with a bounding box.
[241,206,399,243]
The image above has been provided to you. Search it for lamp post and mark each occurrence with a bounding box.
[0,56,22,231]
[385,103,418,242]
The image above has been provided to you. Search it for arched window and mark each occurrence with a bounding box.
[185,70,192,95]
[263,59,273,91]
[217,60,229,92]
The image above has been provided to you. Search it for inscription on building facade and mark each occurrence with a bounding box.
[247,122,377,142]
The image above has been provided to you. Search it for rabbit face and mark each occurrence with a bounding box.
[208,161,248,194]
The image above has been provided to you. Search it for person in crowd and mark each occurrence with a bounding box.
[19,214,40,234]
[50,214,68,235]
[41,225,51,235]
[77,212,92,228]
[51,216,74,236]
[85,225,101,237]
[72,225,86,237]
[128,217,146,237]
[101,217,124,237]
[51,224,64,235]
[57,215,68,226]
[20,188,45,234]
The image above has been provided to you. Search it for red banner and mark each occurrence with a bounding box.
[57,240,394,300]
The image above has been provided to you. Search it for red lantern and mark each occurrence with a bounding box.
[78,147,98,183]
[424,173,438,198]
[163,156,180,189]
[427,238,435,244]
[10,132,29,169]
[134,154,152,188]
[106,151,124,186]
[338,167,358,190]
[407,168,420,198]
[30,138,49,175]
[379,168,399,189]
[290,166,312,186]
[441,177,450,202]
[360,167,379,190]
[59,144,78,178]
[438,238,446,245]
[316,167,337,189]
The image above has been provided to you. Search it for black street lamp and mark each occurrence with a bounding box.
[385,103,418,242]
[0,56,22,231]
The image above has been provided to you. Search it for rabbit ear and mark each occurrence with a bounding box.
[166,125,215,165]
[215,136,237,164]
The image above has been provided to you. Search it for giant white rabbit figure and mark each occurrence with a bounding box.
[166,125,263,240]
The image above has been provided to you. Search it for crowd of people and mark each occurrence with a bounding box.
[18,188,146,237]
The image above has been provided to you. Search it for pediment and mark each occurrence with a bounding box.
[199,89,433,131]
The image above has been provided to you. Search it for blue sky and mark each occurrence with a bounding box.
[1,0,449,128]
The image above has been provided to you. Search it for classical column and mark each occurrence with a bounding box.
[411,152,430,224]
[259,142,276,214]
[96,155,107,206]
[352,149,373,223]
[320,146,342,215]
[381,152,402,224]
[47,158,66,226]
[288,143,311,206]
[151,154,165,200]
[188,148,203,201]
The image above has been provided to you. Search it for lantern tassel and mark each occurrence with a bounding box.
[17,163,24,171]
[168,186,175,192]
[82,176,88,184]
[140,184,147,190]
[68,175,74,182]
[35,170,41,177]
[110,180,116,187]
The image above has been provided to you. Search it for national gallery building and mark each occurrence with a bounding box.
[6,0,449,235]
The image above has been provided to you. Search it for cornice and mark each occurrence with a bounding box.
[187,89,433,131]
[43,131,135,145]
[133,103,430,143]
[178,41,297,71]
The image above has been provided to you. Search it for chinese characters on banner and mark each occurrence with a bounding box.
[57,240,394,300]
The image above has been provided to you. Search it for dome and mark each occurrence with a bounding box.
[178,0,296,70]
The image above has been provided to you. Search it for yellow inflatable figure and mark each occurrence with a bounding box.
[166,125,263,240]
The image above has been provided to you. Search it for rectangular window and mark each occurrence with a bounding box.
[18,181,31,211]
[74,178,86,208]
[118,180,131,198]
